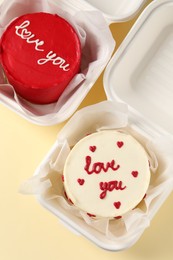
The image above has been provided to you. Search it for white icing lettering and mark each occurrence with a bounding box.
[38,51,70,71]
[15,20,71,72]
[15,20,44,51]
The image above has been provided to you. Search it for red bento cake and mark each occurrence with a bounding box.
[0,12,81,104]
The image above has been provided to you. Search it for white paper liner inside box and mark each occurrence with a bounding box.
[0,0,115,125]
[20,101,173,248]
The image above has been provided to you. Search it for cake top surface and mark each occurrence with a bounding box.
[0,12,81,89]
[63,130,151,218]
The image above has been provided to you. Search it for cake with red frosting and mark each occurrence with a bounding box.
[63,131,151,218]
[0,12,81,104]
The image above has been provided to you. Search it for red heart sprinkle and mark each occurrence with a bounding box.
[64,190,68,199]
[113,201,121,209]
[89,146,96,152]
[114,216,122,219]
[68,198,74,205]
[87,213,96,218]
[131,171,139,178]
[117,141,124,148]
[143,193,147,199]
[77,178,85,185]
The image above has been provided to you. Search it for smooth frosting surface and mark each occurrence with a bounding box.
[63,131,150,218]
[0,12,81,104]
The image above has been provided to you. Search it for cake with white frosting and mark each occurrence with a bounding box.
[63,130,150,218]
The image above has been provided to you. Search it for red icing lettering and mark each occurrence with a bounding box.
[84,156,120,175]
[99,180,126,199]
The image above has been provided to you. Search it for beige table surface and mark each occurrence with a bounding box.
[1,0,173,259]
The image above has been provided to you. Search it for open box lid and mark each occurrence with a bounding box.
[63,0,147,23]
[104,0,173,136]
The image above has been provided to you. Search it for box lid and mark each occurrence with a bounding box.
[64,0,147,23]
[85,0,147,22]
[104,0,173,136]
